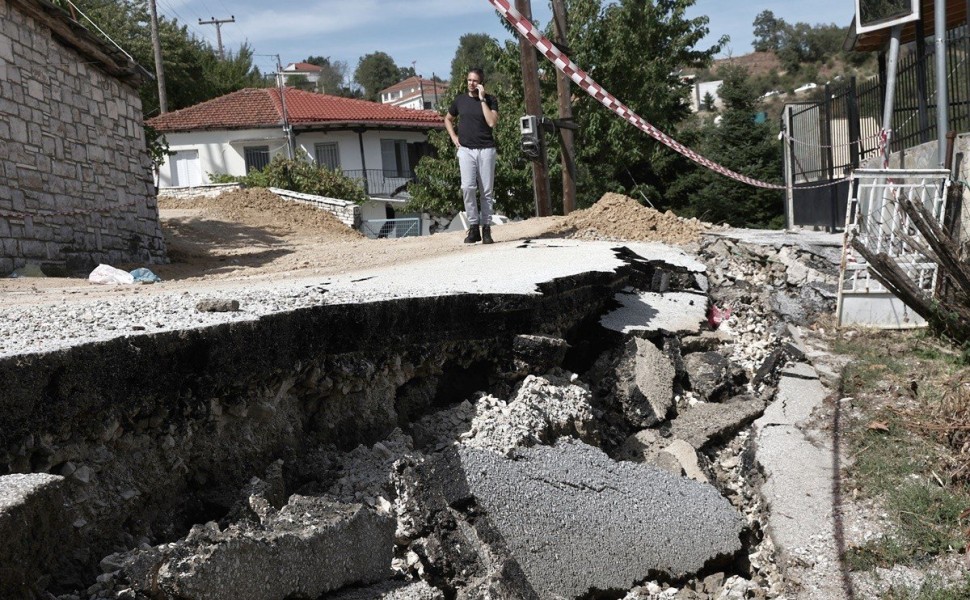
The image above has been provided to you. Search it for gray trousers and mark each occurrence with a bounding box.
[457,146,497,226]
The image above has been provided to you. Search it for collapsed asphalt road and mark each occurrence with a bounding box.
[0,232,846,600]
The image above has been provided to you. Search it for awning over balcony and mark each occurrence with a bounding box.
[845,0,969,52]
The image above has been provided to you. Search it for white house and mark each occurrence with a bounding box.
[147,87,445,235]
[280,62,323,86]
[379,76,450,111]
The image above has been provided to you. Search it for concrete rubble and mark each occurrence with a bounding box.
[0,231,853,600]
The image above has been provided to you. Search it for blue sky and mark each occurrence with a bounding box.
[154,0,855,85]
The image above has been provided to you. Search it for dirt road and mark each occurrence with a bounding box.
[0,189,713,307]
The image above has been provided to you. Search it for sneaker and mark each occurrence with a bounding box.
[481,226,494,244]
[464,226,481,244]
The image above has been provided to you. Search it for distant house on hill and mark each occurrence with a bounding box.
[691,80,723,112]
[147,87,445,234]
[0,0,167,276]
[379,76,450,111]
[280,62,323,87]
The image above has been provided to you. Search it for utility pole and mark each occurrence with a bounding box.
[147,0,168,113]
[551,0,576,214]
[515,0,552,217]
[275,55,294,159]
[198,15,235,60]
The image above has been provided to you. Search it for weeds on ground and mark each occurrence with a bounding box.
[837,329,970,574]
[882,575,970,600]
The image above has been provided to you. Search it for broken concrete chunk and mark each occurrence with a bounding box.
[0,474,66,600]
[600,289,708,336]
[660,439,709,483]
[455,439,743,597]
[195,299,240,313]
[683,351,736,402]
[614,338,675,427]
[511,334,569,374]
[667,395,768,450]
[142,496,394,600]
[459,374,599,455]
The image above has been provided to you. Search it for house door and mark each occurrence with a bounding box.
[171,150,202,187]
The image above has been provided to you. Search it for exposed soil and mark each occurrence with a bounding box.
[550,192,716,244]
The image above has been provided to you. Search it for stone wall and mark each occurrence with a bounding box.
[0,0,167,277]
[269,187,362,229]
[157,183,244,201]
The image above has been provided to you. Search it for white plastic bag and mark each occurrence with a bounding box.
[88,264,135,285]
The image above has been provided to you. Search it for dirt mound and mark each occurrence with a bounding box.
[159,188,363,240]
[551,193,712,244]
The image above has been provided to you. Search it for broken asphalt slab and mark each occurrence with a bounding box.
[454,439,744,598]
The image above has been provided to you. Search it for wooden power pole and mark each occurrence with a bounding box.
[515,0,552,217]
[198,16,235,60]
[147,0,168,113]
[551,0,577,214]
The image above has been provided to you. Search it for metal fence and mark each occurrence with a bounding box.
[360,217,422,239]
[784,23,970,227]
[343,169,415,198]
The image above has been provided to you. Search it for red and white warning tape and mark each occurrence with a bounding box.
[486,0,787,190]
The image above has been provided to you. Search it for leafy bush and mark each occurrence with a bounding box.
[209,155,368,204]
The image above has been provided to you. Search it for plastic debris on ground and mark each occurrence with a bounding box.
[130,267,161,284]
[88,264,135,285]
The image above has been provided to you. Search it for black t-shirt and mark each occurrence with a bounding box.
[448,93,499,149]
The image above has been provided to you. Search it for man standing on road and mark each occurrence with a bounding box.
[445,68,499,244]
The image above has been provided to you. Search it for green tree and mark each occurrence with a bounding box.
[199,43,265,98]
[450,33,500,85]
[664,65,784,228]
[64,0,266,117]
[752,10,784,52]
[561,0,725,209]
[702,91,716,112]
[354,52,401,100]
[304,55,346,94]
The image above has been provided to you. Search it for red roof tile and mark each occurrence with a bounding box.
[147,88,444,132]
[286,62,323,72]
[380,76,450,96]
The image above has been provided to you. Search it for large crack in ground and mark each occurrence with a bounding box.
[0,234,844,600]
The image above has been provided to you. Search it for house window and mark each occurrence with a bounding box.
[244,146,270,172]
[381,139,409,178]
[314,142,340,170]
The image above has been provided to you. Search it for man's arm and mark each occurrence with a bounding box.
[476,85,498,129]
[480,100,498,129]
[444,112,460,147]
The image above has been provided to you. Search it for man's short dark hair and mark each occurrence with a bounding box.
[468,67,485,83]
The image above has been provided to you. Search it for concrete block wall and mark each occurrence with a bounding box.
[0,0,167,276]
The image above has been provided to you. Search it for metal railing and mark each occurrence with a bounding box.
[342,169,415,198]
[787,23,970,187]
[360,217,422,239]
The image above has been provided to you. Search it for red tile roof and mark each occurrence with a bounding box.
[285,62,323,72]
[147,88,444,132]
[380,76,450,96]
